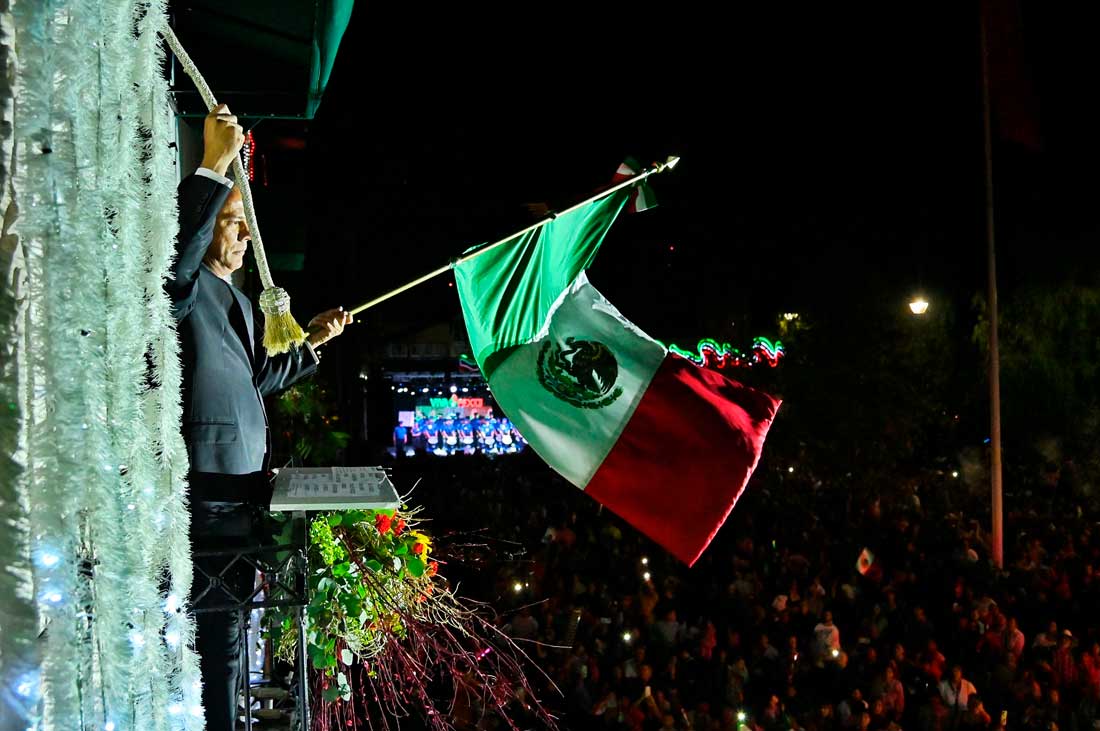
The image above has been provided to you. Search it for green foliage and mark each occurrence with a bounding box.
[270,380,350,466]
[973,285,1100,463]
[265,507,438,676]
[766,288,961,474]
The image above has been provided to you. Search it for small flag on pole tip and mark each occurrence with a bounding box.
[612,157,657,213]
[856,548,882,581]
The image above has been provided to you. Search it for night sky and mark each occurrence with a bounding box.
[290,2,1097,341]
[174,0,1100,377]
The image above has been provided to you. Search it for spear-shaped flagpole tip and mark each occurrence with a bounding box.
[348,155,683,317]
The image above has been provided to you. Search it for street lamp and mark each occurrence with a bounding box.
[909,297,929,315]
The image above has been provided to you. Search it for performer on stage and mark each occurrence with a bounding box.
[441,415,459,455]
[393,422,409,455]
[459,415,476,454]
[477,414,497,454]
[499,416,517,453]
[167,104,352,731]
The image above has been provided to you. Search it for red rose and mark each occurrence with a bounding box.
[412,542,425,555]
[393,518,406,536]
[375,513,392,534]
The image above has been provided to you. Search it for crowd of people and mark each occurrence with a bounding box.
[397,451,1100,731]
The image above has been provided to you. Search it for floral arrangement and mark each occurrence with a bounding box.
[266,505,557,731]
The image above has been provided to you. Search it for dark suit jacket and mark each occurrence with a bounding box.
[167,173,318,475]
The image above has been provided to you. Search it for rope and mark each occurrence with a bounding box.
[160,24,286,315]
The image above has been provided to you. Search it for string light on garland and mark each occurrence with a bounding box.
[241,130,256,182]
[458,354,479,372]
[663,337,786,369]
[36,550,60,568]
[15,673,38,698]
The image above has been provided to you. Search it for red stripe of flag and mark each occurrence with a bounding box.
[585,355,781,565]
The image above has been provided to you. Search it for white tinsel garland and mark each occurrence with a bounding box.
[0,4,44,729]
[16,3,88,726]
[1,2,202,729]
[135,3,206,727]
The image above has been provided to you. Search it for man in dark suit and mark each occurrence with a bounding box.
[169,104,351,730]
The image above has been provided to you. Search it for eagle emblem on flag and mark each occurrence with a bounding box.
[537,337,623,409]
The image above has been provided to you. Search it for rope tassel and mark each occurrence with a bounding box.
[160,24,307,355]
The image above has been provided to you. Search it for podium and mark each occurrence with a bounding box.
[270,466,401,511]
[191,466,398,730]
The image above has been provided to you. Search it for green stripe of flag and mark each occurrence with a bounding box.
[454,189,630,378]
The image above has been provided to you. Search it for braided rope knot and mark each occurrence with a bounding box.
[258,287,292,316]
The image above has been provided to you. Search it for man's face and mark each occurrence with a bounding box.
[205,189,250,276]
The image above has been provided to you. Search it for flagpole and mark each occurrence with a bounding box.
[979,2,1004,569]
[346,156,681,317]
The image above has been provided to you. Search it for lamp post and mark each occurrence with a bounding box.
[909,297,930,316]
[979,1,1004,570]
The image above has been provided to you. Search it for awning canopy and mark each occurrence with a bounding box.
[169,0,354,119]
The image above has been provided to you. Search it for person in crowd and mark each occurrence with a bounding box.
[1004,616,1027,663]
[837,689,867,729]
[881,664,905,721]
[940,665,979,716]
[814,610,841,664]
[960,695,992,731]
[1080,642,1100,699]
[508,606,540,640]
[1052,630,1079,689]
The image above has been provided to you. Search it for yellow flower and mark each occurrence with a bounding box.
[410,531,432,558]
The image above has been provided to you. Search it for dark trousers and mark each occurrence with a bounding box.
[189,472,270,731]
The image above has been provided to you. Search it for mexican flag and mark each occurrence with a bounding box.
[454,188,780,565]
